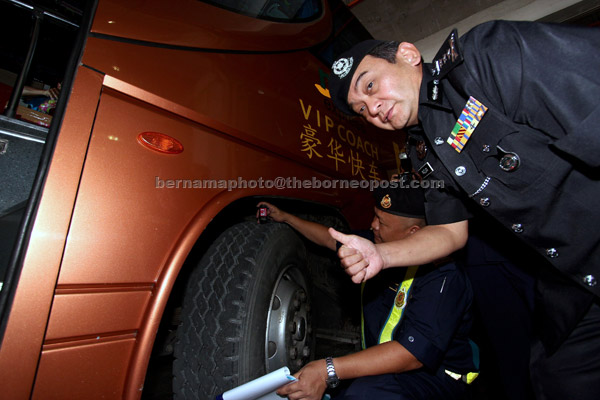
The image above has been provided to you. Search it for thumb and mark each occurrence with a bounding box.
[328,227,351,245]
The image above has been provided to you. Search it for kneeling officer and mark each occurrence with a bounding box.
[258,184,478,400]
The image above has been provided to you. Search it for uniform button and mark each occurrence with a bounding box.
[434,137,444,145]
[546,248,559,258]
[482,144,491,152]
[512,223,524,233]
[499,152,520,172]
[408,336,415,343]
[455,166,466,176]
[480,197,490,207]
[583,275,597,287]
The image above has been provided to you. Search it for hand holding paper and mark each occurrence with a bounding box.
[216,365,331,400]
[216,367,295,400]
[276,360,329,400]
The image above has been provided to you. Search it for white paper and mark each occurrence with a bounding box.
[256,390,331,400]
[219,367,295,400]
[255,389,289,400]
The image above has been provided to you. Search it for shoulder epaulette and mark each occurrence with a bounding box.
[431,29,463,77]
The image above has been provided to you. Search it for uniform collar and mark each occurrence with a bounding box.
[418,28,464,112]
[418,65,453,111]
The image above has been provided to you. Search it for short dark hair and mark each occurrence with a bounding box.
[368,41,400,64]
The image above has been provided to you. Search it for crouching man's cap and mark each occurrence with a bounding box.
[328,39,384,115]
[373,184,425,219]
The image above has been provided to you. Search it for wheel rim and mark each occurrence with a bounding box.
[265,265,312,373]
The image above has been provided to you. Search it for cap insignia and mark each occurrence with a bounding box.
[380,194,392,209]
[332,57,353,79]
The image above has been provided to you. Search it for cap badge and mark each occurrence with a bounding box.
[332,57,353,79]
[380,194,392,209]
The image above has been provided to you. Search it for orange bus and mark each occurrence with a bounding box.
[0,0,401,398]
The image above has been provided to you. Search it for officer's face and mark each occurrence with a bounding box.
[347,44,422,131]
[371,207,417,244]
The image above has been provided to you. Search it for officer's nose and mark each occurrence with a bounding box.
[370,216,379,231]
[367,99,382,118]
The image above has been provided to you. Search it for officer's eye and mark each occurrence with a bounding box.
[367,81,373,91]
[359,105,366,114]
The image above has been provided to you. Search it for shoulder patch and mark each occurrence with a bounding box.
[431,29,463,77]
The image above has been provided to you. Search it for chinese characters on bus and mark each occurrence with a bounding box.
[298,99,380,180]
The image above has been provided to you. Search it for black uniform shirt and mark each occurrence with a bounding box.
[408,20,600,298]
[362,263,478,375]
[340,231,478,375]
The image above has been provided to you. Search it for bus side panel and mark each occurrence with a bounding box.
[44,291,152,340]
[35,86,362,398]
[80,37,396,183]
[33,338,136,399]
[56,88,347,286]
[0,67,102,400]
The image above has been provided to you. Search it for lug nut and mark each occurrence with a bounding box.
[302,346,310,358]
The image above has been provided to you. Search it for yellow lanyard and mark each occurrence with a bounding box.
[361,266,419,348]
[379,265,419,344]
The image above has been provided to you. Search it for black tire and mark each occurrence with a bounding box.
[173,221,313,398]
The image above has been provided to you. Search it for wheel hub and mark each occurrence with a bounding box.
[266,266,312,373]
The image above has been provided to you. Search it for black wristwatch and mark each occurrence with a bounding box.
[325,356,340,388]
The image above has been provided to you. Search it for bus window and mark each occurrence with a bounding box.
[199,0,322,22]
[310,0,372,69]
[0,0,81,127]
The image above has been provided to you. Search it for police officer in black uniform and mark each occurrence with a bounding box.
[263,186,479,400]
[326,20,600,400]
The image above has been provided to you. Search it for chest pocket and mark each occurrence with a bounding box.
[463,107,552,191]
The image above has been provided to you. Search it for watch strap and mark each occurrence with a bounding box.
[325,356,339,388]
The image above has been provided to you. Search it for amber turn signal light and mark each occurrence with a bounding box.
[137,132,184,154]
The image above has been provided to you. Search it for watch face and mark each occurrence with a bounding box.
[326,377,340,388]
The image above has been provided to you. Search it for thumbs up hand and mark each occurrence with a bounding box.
[328,227,384,284]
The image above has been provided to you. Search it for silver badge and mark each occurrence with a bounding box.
[332,57,353,79]
[418,162,434,179]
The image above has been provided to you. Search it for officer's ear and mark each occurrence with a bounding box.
[408,224,421,235]
[397,42,421,66]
